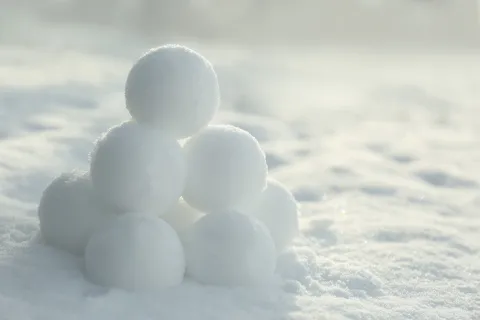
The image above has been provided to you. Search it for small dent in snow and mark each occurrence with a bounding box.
[359,185,398,197]
[415,169,478,189]
[265,152,289,170]
[389,153,417,164]
[305,219,337,246]
[293,186,321,202]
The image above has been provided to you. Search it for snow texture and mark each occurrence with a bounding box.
[0,10,479,319]
[90,120,186,214]
[125,44,220,139]
[38,170,118,255]
[183,124,268,213]
[238,178,299,253]
[85,213,186,291]
[185,211,276,286]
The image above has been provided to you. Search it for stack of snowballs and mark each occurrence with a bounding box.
[38,44,300,290]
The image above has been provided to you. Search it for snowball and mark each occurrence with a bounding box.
[90,120,186,214]
[162,198,204,243]
[85,213,185,291]
[182,125,268,213]
[125,44,220,138]
[38,171,117,255]
[185,211,276,286]
[239,178,299,252]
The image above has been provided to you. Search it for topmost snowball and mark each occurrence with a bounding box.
[125,44,220,139]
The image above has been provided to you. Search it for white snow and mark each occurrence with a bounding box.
[185,210,276,286]
[183,124,268,213]
[125,44,220,139]
[90,120,186,214]
[38,170,117,255]
[85,213,186,291]
[162,198,205,243]
[0,2,479,318]
[238,178,299,253]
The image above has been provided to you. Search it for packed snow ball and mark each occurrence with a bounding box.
[125,44,220,138]
[90,120,186,214]
[85,213,185,291]
[38,171,117,255]
[162,198,204,243]
[185,211,276,286]
[183,125,268,213]
[239,178,299,252]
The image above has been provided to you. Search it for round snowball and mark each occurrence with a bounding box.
[125,44,220,138]
[162,198,204,243]
[38,171,117,255]
[240,178,299,252]
[183,125,268,213]
[185,211,276,286]
[90,120,186,214]
[85,213,185,291]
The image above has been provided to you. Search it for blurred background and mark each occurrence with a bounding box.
[0,0,479,190]
[1,0,479,49]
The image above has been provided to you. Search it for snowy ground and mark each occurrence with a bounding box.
[0,27,479,319]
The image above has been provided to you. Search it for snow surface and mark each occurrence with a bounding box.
[0,24,479,320]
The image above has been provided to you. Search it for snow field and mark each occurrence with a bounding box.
[0,37,478,319]
[37,44,300,290]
